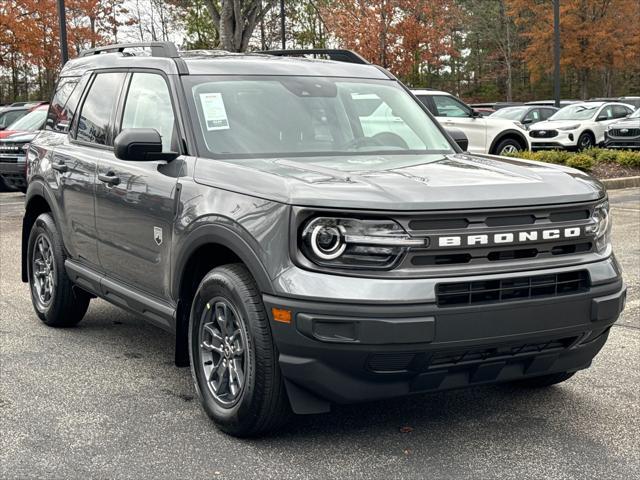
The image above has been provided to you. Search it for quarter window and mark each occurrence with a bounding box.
[76,72,126,146]
[121,73,176,152]
[46,77,79,132]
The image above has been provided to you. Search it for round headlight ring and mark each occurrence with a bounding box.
[310,224,346,260]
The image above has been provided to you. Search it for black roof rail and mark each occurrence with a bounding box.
[261,49,369,65]
[79,41,180,58]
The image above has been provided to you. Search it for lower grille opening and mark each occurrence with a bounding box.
[367,352,416,373]
[436,270,589,307]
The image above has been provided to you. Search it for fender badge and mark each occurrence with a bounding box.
[154,226,163,246]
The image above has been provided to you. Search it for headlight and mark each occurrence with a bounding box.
[557,124,580,131]
[300,217,424,269]
[586,201,611,253]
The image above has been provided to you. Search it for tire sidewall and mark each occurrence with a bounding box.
[189,270,261,430]
[27,215,63,320]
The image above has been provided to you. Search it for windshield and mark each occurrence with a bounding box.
[6,108,47,131]
[550,104,599,121]
[183,76,453,159]
[489,107,528,120]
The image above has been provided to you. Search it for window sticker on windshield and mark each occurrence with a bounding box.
[199,93,230,131]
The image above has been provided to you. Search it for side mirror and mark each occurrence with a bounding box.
[0,126,6,131]
[471,109,482,118]
[445,127,469,151]
[522,118,533,124]
[114,128,179,162]
[596,115,608,122]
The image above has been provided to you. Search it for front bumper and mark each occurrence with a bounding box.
[603,133,640,149]
[530,131,579,151]
[265,260,625,413]
[0,154,27,188]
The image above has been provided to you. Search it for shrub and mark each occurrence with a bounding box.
[594,149,618,163]
[505,148,640,173]
[565,154,595,172]
[616,150,640,168]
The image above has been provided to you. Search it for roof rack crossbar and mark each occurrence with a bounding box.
[79,42,180,58]
[261,49,369,65]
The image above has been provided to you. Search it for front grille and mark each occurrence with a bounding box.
[436,270,589,307]
[609,128,640,137]
[399,202,597,270]
[530,129,558,138]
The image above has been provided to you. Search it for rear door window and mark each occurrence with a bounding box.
[75,72,126,146]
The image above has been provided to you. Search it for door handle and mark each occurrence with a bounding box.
[51,161,68,172]
[98,172,120,186]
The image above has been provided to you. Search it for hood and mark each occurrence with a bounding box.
[608,117,640,128]
[0,131,38,143]
[484,117,527,130]
[193,153,604,210]
[530,119,587,130]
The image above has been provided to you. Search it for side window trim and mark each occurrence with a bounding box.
[115,69,183,154]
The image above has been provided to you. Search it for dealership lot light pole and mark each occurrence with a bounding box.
[553,0,560,108]
[57,0,69,65]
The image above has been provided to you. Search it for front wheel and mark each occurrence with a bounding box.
[189,264,290,437]
[495,138,523,155]
[577,132,594,150]
[27,213,91,326]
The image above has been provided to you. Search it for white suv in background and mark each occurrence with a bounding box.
[412,90,530,155]
[528,101,635,150]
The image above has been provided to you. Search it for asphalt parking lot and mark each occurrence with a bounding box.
[1,188,639,480]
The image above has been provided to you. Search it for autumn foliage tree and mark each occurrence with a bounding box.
[320,0,460,79]
[0,0,134,102]
[508,0,640,99]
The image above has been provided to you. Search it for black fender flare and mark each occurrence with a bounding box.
[171,223,275,301]
[490,129,529,154]
[21,180,62,282]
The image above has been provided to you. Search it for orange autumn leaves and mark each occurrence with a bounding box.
[320,0,461,77]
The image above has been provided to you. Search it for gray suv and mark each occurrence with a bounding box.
[22,42,626,437]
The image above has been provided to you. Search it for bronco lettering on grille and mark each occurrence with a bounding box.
[437,227,582,248]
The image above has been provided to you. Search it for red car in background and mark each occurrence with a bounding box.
[0,104,48,192]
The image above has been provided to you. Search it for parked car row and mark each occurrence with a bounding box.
[416,90,640,153]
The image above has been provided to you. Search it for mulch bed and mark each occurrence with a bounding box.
[591,161,640,179]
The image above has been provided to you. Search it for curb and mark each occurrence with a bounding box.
[601,176,640,190]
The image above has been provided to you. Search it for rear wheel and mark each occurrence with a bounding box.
[27,213,91,327]
[189,264,290,437]
[512,371,575,388]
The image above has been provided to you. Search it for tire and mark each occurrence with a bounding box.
[27,213,91,327]
[577,132,594,150]
[189,263,290,437]
[512,371,576,388]
[494,138,523,155]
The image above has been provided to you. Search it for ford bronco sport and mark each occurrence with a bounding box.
[22,42,626,437]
